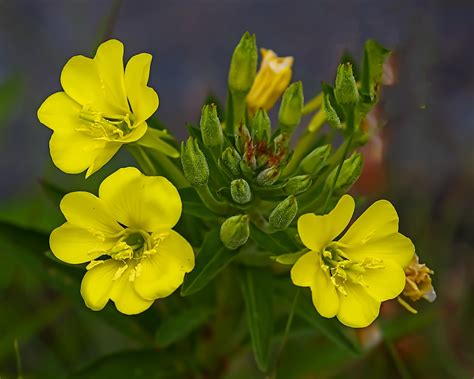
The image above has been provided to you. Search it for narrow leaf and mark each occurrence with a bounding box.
[240,267,274,372]
[181,228,235,296]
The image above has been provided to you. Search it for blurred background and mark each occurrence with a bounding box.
[0,0,472,378]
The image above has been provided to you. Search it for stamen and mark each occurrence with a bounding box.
[78,105,134,141]
[113,264,128,280]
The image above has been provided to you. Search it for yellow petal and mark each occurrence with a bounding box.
[85,142,122,178]
[94,39,129,112]
[120,121,148,143]
[50,223,115,264]
[134,230,194,300]
[60,41,128,116]
[290,251,318,287]
[99,167,182,231]
[124,53,159,125]
[110,262,153,315]
[80,259,123,311]
[363,259,406,302]
[340,199,398,244]
[337,283,380,328]
[49,129,105,174]
[60,192,122,234]
[297,195,355,251]
[37,92,81,132]
[309,260,340,318]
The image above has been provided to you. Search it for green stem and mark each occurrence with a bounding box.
[127,145,157,175]
[271,288,300,376]
[151,151,189,189]
[231,91,247,135]
[14,339,23,379]
[322,110,355,212]
[195,184,230,215]
[385,340,412,379]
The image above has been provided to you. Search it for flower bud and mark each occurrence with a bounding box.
[181,137,209,186]
[323,94,342,129]
[325,153,362,196]
[278,81,304,132]
[269,195,298,230]
[284,175,312,195]
[250,109,271,143]
[246,49,293,114]
[200,103,223,150]
[228,32,258,94]
[230,179,252,204]
[220,214,250,250]
[221,147,241,177]
[334,62,359,106]
[300,144,332,174]
[235,123,252,155]
[256,166,280,186]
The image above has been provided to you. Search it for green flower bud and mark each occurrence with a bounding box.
[300,144,332,174]
[325,153,363,195]
[256,166,280,186]
[334,62,359,106]
[220,214,250,250]
[250,109,271,142]
[181,137,209,186]
[284,175,312,195]
[269,195,298,230]
[200,103,223,150]
[323,94,342,129]
[221,147,241,177]
[278,81,304,132]
[230,179,252,204]
[228,32,258,94]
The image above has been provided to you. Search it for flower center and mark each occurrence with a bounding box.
[78,105,134,140]
[107,229,157,260]
[320,242,384,295]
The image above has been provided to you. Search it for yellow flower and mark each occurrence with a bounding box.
[402,254,436,302]
[37,39,159,177]
[246,49,293,114]
[291,195,414,328]
[49,167,194,315]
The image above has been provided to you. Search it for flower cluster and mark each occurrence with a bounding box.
[38,34,434,340]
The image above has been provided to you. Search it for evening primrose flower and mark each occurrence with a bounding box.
[246,49,293,114]
[49,167,194,315]
[38,39,159,177]
[291,195,414,328]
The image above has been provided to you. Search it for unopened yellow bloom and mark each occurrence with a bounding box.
[291,195,414,328]
[38,39,159,177]
[50,167,194,315]
[402,254,436,302]
[246,49,293,114]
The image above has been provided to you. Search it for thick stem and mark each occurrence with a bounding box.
[195,184,230,215]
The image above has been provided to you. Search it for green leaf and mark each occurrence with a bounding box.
[239,267,274,372]
[179,187,219,220]
[250,224,300,255]
[69,350,184,378]
[181,228,235,296]
[275,279,361,355]
[155,305,213,347]
[361,39,390,99]
[135,128,179,158]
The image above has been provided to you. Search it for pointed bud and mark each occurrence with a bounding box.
[284,175,312,195]
[334,62,359,106]
[220,214,250,250]
[300,144,332,174]
[221,147,241,177]
[235,123,252,154]
[200,103,224,150]
[228,32,258,94]
[325,153,363,196]
[256,166,280,186]
[323,94,342,129]
[250,109,271,143]
[269,196,298,230]
[278,81,304,132]
[181,137,209,186]
[230,179,252,204]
